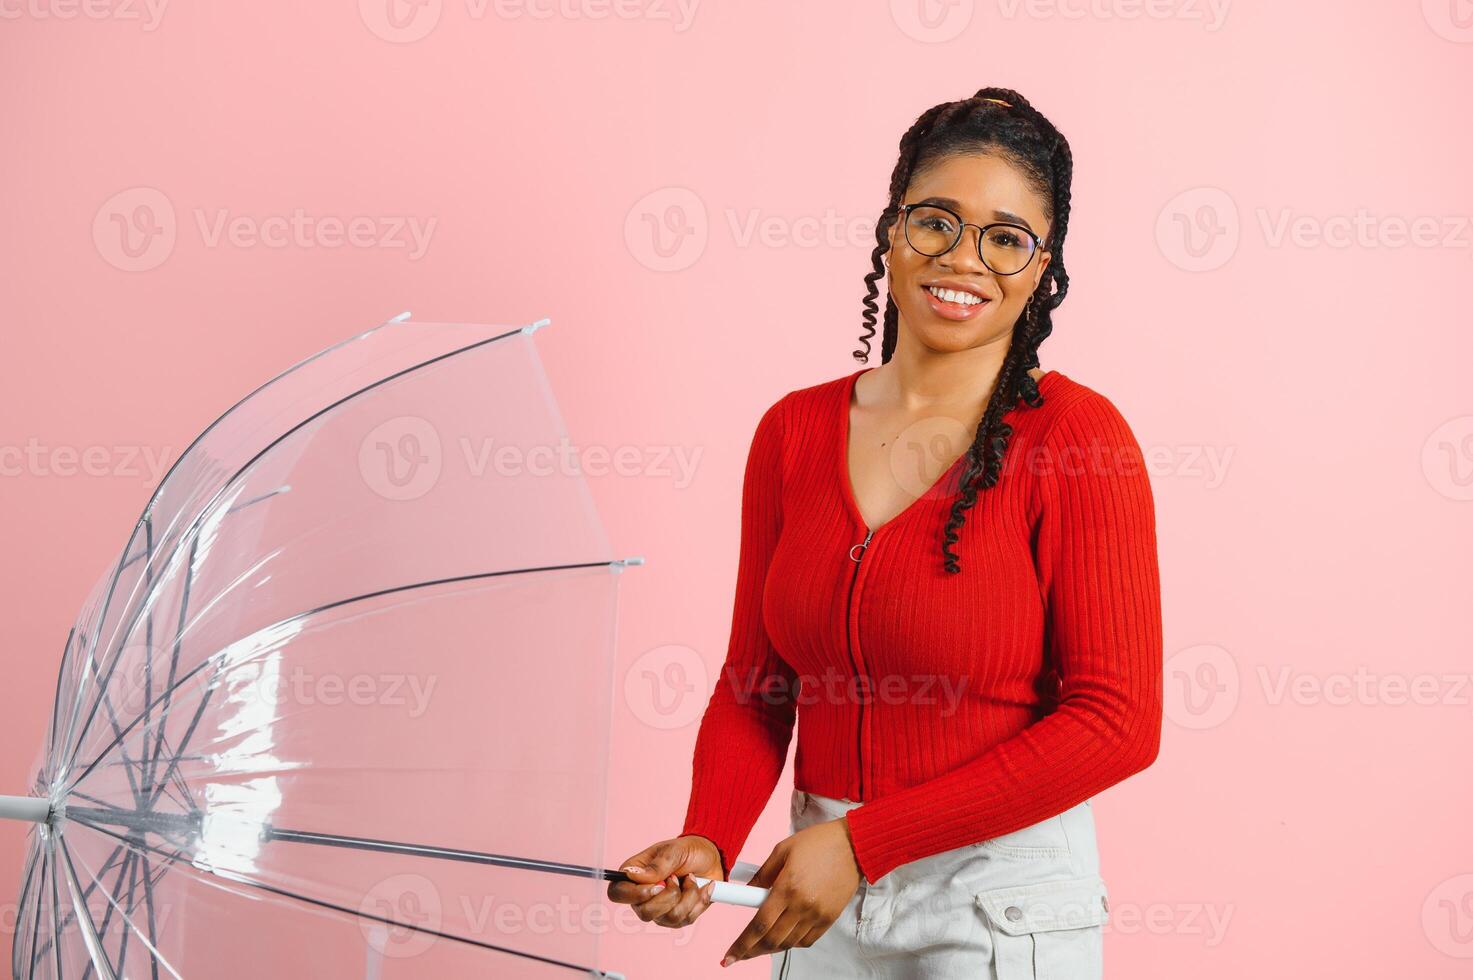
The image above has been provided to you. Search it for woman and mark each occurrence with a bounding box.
[608,86,1162,978]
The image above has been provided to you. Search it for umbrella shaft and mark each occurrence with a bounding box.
[0,795,51,824]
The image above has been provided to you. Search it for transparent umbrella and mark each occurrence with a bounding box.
[1,313,757,980]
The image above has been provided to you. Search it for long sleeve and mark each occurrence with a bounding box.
[842,391,1163,882]
[680,396,797,877]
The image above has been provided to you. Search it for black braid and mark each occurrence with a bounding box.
[853,86,1075,573]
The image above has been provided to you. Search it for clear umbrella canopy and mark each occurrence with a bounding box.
[7,316,639,979]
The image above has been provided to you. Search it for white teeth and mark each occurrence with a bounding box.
[927,285,985,306]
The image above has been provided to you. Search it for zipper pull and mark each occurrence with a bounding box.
[848,528,875,562]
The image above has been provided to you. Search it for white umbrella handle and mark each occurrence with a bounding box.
[690,860,768,908]
[688,876,768,908]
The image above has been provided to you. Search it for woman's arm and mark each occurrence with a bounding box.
[843,390,1164,882]
[680,396,798,879]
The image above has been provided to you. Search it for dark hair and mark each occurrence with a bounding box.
[854,86,1073,574]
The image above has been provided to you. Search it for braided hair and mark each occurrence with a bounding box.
[854,86,1074,574]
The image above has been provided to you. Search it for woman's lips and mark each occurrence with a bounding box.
[922,285,991,321]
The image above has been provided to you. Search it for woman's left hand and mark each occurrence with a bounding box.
[719,817,863,967]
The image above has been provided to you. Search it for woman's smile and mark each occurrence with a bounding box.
[920,277,995,322]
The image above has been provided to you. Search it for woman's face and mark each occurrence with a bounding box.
[885,151,1053,357]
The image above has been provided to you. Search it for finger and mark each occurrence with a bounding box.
[631,875,683,922]
[727,908,807,963]
[655,874,708,927]
[618,843,682,884]
[723,899,801,965]
[791,920,829,949]
[744,844,787,890]
[607,875,672,906]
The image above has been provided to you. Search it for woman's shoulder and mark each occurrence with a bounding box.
[1027,370,1147,454]
[752,369,857,430]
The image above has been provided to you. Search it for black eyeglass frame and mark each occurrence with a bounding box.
[897,202,1048,276]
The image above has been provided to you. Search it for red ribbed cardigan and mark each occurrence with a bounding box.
[680,367,1163,883]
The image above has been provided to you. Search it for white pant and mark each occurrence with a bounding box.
[771,789,1110,979]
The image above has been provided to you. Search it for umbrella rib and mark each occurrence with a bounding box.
[137,849,163,980]
[14,842,41,980]
[26,847,48,980]
[56,310,411,767]
[66,557,622,796]
[58,837,120,980]
[72,818,609,977]
[47,837,64,980]
[59,833,183,979]
[264,826,633,885]
[47,628,76,772]
[32,842,130,964]
[110,851,139,980]
[63,324,526,773]
[79,849,135,980]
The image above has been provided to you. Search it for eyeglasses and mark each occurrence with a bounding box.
[899,203,1046,276]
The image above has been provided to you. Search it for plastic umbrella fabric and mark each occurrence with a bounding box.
[2,314,680,978]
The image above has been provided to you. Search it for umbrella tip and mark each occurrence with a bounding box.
[613,556,645,569]
[522,317,552,334]
[388,311,412,323]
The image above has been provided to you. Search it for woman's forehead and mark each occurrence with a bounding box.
[907,153,1050,227]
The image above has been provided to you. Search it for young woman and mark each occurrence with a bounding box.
[608,86,1163,978]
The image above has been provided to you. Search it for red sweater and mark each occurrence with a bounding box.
[681,367,1163,883]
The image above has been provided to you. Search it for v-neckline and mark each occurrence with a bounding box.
[837,366,1060,535]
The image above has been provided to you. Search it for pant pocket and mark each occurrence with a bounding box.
[975,874,1109,980]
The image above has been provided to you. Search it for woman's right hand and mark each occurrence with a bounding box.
[607,835,725,928]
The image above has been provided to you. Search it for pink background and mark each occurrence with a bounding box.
[3,2,1472,977]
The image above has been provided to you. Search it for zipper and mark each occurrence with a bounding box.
[845,527,875,800]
